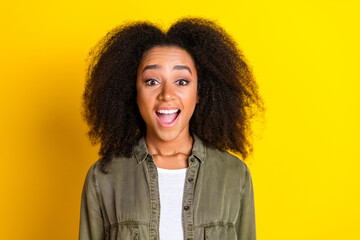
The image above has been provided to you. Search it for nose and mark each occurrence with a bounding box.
[158,81,175,101]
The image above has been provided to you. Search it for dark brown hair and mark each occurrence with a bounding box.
[82,17,264,173]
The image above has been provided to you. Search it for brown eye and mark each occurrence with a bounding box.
[145,79,159,86]
[176,79,189,86]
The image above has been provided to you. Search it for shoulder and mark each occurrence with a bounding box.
[84,155,138,182]
[203,146,251,189]
[200,145,252,193]
[205,145,250,174]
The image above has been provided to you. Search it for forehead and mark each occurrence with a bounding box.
[139,46,195,67]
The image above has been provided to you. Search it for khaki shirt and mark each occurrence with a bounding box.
[79,134,256,240]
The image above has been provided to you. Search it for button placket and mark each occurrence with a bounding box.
[182,156,199,240]
[147,155,160,240]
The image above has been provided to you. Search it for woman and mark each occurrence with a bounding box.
[79,18,263,240]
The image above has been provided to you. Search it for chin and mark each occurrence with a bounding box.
[155,130,182,142]
[149,127,189,143]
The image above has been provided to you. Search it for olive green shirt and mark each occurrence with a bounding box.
[79,134,256,240]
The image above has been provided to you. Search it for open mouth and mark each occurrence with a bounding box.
[155,109,181,125]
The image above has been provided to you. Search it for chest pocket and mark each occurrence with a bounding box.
[204,225,237,240]
[105,223,139,240]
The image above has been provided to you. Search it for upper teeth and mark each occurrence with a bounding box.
[157,109,179,114]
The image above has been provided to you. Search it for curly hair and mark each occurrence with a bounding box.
[82,17,264,173]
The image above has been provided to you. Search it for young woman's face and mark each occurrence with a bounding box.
[136,46,199,142]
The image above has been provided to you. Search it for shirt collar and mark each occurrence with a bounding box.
[133,133,206,164]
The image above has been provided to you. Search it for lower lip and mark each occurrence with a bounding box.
[155,111,181,128]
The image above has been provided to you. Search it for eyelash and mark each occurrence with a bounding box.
[144,79,189,86]
[144,79,158,85]
[176,79,189,86]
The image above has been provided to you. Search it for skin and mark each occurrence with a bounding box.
[136,46,199,169]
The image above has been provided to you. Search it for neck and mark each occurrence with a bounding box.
[145,131,193,157]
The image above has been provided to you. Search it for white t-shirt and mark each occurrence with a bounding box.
[157,167,187,240]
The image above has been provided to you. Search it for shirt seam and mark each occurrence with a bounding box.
[91,161,105,224]
[194,222,235,228]
[105,221,149,230]
[240,164,249,196]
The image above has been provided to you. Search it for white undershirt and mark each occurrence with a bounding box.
[157,167,187,240]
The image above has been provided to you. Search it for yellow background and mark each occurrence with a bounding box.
[1,0,359,239]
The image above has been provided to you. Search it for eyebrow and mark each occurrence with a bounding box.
[142,64,192,75]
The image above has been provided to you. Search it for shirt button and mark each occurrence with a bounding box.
[190,158,195,162]
[188,177,193,182]
[184,205,190,210]
[152,203,157,209]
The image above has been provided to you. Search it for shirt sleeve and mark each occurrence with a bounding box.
[235,163,256,240]
[79,164,105,240]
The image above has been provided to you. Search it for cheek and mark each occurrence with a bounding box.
[136,90,153,117]
[189,86,199,106]
[181,92,198,114]
[136,90,145,111]
[136,84,146,103]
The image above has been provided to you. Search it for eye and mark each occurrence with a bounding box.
[176,79,189,86]
[144,79,159,86]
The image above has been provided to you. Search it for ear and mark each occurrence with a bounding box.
[196,94,200,104]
